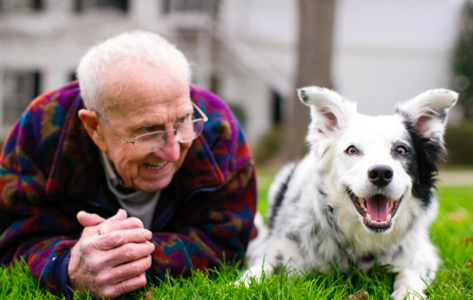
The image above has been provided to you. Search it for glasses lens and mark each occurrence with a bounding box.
[134,132,165,153]
[177,120,204,143]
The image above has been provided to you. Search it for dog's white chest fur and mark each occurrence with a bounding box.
[242,87,458,300]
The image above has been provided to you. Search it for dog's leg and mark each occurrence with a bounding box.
[237,261,273,287]
[390,238,439,300]
[238,236,304,286]
[391,268,428,300]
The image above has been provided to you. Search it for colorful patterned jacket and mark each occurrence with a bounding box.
[0,81,257,297]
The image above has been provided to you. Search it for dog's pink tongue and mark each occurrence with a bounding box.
[366,195,390,221]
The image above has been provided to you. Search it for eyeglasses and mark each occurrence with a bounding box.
[94,102,208,154]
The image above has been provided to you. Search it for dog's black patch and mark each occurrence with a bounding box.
[402,119,446,208]
[286,231,301,244]
[323,205,339,231]
[310,222,320,237]
[268,164,297,229]
[360,254,375,263]
[275,252,285,269]
[299,89,309,102]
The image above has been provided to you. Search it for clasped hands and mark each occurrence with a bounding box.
[68,209,155,299]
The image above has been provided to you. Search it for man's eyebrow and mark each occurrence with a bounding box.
[129,109,194,131]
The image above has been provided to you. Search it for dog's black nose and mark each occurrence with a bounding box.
[368,165,393,187]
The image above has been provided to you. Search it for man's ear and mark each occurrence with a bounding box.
[78,109,108,152]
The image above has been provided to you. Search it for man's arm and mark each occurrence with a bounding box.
[0,167,154,299]
[0,94,153,298]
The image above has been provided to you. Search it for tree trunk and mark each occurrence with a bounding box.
[284,0,336,161]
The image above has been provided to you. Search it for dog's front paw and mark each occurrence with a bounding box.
[391,287,426,300]
[234,270,253,287]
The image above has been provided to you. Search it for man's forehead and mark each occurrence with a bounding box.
[100,62,190,116]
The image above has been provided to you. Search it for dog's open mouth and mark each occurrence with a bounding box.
[347,188,402,232]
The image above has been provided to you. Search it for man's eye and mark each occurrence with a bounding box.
[143,125,159,133]
[174,116,191,127]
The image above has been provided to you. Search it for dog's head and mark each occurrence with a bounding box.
[298,87,457,235]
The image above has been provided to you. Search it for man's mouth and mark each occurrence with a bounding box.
[347,188,402,232]
[143,161,168,170]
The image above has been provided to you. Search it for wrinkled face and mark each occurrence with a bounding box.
[332,114,415,233]
[97,63,192,192]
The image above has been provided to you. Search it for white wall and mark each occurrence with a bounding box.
[333,0,465,115]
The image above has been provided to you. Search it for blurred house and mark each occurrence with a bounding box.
[0,0,465,144]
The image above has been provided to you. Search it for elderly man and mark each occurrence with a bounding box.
[0,31,256,298]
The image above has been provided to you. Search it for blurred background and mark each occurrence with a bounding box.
[1,0,473,178]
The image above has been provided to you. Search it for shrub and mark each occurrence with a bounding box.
[444,121,473,165]
[253,126,284,164]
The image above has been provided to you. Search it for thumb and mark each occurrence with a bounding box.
[77,211,106,227]
[108,208,128,221]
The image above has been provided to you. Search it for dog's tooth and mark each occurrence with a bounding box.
[386,214,392,222]
[366,214,371,222]
[359,199,366,209]
[389,200,394,211]
[379,221,387,225]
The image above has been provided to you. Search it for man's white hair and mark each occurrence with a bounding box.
[76,30,192,112]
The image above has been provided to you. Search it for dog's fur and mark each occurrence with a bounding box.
[242,87,458,299]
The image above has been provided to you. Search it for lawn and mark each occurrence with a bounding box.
[1,177,472,299]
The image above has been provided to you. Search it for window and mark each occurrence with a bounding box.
[2,70,41,126]
[0,0,43,12]
[162,0,204,14]
[73,0,128,14]
[271,90,283,126]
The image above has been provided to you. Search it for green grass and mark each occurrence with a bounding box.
[1,183,472,299]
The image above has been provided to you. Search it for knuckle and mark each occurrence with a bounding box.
[110,231,125,246]
[80,238,95,253]
[115,280,129,296]
[95,274,108,286]
[123,244,135,260]
[87,256,101,271]
[128,217,144,228]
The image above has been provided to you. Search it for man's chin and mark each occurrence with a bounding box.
[134,177,173,192]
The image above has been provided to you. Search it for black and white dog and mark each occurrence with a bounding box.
[242,87,458,299]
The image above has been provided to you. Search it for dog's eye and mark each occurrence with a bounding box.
[396,146,407,155]
[346,146,358,155]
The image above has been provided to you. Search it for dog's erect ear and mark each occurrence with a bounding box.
[396,89,458,141]
[297,86,356,137]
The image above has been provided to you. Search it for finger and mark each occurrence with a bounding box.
[99,217,144,235]
[108,208,128,221]
[102,254,152,285]
[77,211,106,227]
[105,241,155,266]
[101,273,147,299]
[95,228,153,250]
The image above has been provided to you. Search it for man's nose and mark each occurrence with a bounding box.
[153,131,180,161]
